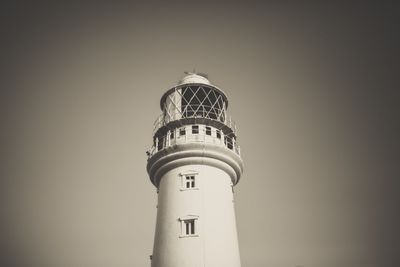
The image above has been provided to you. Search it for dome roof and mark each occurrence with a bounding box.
[178,73,211,85]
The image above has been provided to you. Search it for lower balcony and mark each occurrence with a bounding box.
[147,124,241,159]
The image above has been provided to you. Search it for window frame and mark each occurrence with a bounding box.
[192,125,199,134]
[179,127,186,136]
[185,175,196,189]
[179,171,199,191]
[205,126,212,136]
[179,215,199,238]
[225,136,233,149]
[216,130,221,139]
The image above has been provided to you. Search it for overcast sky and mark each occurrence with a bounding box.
[1,1,399,267]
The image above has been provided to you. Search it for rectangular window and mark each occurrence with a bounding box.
[179,214,201,237]
[180,171,198,191]
[184,219,195,235]
[205,126,211,136]
[216,130,221,139]
[170,130,174,139]
[185,175,195,188]
[192,125,199,134]
[225,136,233,149]
[179,127,186,136]
[179,215,199,237]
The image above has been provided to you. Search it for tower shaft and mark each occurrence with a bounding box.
[153,164,240,267]
[147,74,243,267]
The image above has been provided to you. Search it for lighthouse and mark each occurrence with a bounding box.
[146,73,244,267]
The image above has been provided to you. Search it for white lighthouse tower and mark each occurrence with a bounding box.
[146,73,244,267]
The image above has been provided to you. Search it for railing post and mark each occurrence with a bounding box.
[155,137,159,152]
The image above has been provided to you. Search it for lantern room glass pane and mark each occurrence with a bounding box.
[180,86,226,121]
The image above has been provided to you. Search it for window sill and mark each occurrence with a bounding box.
[180,188,199,191]
[179,234,199,238]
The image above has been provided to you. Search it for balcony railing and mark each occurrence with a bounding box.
[147,126,241,159]
[153,105,238,135]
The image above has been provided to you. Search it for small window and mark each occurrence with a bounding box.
[179,127,186,136]
[179,215,199,237]
[180,171,198,190]
[192,125,199,134]
[170,130,174,139]
[229,137,233,149]
[184,219,195,235]
[185,175,195,189]
[216,130,221,139]
[225,136,233,149]
[205,126,211,136]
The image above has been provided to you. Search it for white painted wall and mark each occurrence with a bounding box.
[151,164,241,267]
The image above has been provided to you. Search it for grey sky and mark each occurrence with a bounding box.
[1,2,399,267]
